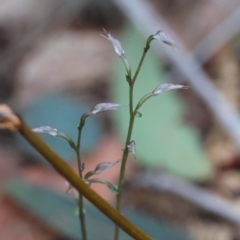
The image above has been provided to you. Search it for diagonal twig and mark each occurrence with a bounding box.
[137,171,240,225]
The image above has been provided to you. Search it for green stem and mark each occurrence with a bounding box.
[77,115,87,177]
[114,78,136,240]
[114,38,152,240]
[135,93,153,113]
[114,114,135,240]
[132,42,151,85]
[75,114,88,240]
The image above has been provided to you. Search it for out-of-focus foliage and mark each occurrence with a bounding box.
[4,179,191,240]
[17,94,102,163]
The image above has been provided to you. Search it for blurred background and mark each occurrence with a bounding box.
[1,0,240,239]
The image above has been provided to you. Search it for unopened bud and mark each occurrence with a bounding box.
[153,30,179,49]
[101,29,125,57]
[32,126,58,136]
[127,140,136,158]
[152,83,189,96]
[89,103,120,115]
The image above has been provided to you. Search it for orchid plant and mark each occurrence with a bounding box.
[12,29,188,240]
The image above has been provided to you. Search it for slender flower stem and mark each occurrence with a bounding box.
[75,114,88,240]
[114,38,152,240]
[77,115,88,177]
[114,112,135,240]
[135,93,153,113]
[132,41,151,85]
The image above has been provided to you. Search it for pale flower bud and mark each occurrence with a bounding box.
[153,30,179,49]
[89,103,120,115]
[101,29,125,57]
[32,126,75,149]
[152,83,189,96]
[127,140,136,158]
[32,126,58,136]
[94,160,120,174]
[84,160,120,179]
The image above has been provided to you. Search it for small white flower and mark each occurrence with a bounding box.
[153,30,179,49]
[32,126,58,136]
[101,29,125,57]
[89,103,120,115]
[152,83,189,96]
[127,140,136,158]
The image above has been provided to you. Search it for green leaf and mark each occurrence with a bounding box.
[3,179,190,240]
[110,25,212,181]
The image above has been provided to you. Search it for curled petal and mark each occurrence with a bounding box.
[152,83,189,96]
[101,29,125,57]
[89,103,120,115]
[0,104,20,131]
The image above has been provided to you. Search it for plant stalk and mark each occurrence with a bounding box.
[114,115,135,240]
[75,115,88,240]
[114,39,152,240]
